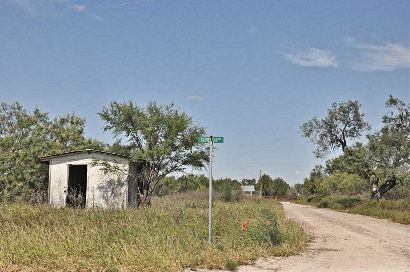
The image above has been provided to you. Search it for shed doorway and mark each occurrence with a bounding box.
[67,165,87,207]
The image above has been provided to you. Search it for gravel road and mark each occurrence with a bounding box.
[192,202,410,272]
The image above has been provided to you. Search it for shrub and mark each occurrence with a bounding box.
[318,195,363,209]
[225,259,239,271]
[349,199,410,224]
[318,196,340,209]
[337,196,362,208]
[214,178,242,202]
[219,186,242,202]
[261,209,282,245]
[319,172,368,196]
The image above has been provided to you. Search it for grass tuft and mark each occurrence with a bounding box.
[225,259,240,271]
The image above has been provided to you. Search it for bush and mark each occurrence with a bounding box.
[318,195,362,209]
[319,172,368,196]
[349,199,410,224]
[219,186,242,202]
[337,196,362,208]
[318,196,342,209]
[261,209,282,245]
[225,259,239,271]
[214,178,242,202]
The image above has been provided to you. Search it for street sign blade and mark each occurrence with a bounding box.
[197,136,209,144]
[198,136,224,144]
[213,136,224,143]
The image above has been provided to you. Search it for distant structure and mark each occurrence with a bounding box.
[40,149,140,209]
[241,185,255,196]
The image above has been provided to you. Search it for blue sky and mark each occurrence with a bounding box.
[1,0,409,184]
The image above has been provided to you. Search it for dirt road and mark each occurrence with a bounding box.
[193,202,410,272]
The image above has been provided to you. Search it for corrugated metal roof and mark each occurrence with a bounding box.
[39,149,129,161]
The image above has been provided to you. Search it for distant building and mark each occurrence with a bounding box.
[241,185,255,195]
[40,149,140,209]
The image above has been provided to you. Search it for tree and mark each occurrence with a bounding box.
[367,96,410,199]
[175,174,208,193]
[98,101,208,203]
[319,172,367,196]
[320,96,409,199]
[256,174,290,196]
[325,143,374,181]
[302,165,325,196]
[293,183,304,195]
[0,102,102,202]
[301,100,370,158]
[255,174,271,195]
[213,178,242,202]
[241,178,256,185]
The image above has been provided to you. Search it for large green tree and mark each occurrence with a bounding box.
[256,174,290,196]
[0,102,101,202]
[325,143,374,181]
[318,96,409,199]
[301,100,370,158]
[367,96,410,199]
[98,101,208,202]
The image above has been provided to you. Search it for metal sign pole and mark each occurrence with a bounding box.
[208,135,213,244]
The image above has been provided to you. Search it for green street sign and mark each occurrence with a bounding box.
[197,136,224,144]
[213,136,224,143]
[198,136,209,144]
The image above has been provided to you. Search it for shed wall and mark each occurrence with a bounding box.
[48,153,130,208]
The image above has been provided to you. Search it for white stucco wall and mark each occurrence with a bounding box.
[48,153,131,208]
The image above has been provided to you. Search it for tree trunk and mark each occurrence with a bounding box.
[371,176,397,200]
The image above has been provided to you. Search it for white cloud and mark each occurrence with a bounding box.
[12,0,102,20]
[281,48,338,68]
[71,4,87,13]
[186,96,204,101]
[349,42,410,71]
[71,4,103,21]
[294,170,301,175]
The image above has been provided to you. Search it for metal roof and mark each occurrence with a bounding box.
[241,185,255,192]
[39,149,129,161]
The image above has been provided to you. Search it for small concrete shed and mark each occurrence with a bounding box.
[40,149,139,209]
[241,185,255,195]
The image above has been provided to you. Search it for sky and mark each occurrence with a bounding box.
[0,0,409,184]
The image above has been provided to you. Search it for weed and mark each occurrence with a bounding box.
[225,259,239,271]
[295,196,410,225]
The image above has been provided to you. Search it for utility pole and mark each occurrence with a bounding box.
[259,170,262,197]
[208,136,213,244]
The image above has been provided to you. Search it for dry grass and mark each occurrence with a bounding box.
[0,193,307,272]
[294,196,410,225]
[348,199,410,224]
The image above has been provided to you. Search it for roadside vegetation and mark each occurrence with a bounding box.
[0,100,307,271]
[295,95,409,224]
[0,194,307,272]
[295,196,410,224]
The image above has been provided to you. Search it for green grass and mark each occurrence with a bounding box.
[0,193,308,272]
[294,196,410,225]
[348,199,410,224]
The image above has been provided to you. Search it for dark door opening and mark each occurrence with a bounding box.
[67,165,87,207]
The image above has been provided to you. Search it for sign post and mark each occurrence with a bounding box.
[197,135,224,244]
[208,136,213,244]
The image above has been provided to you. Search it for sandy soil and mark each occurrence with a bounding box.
[190,202,410,272]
